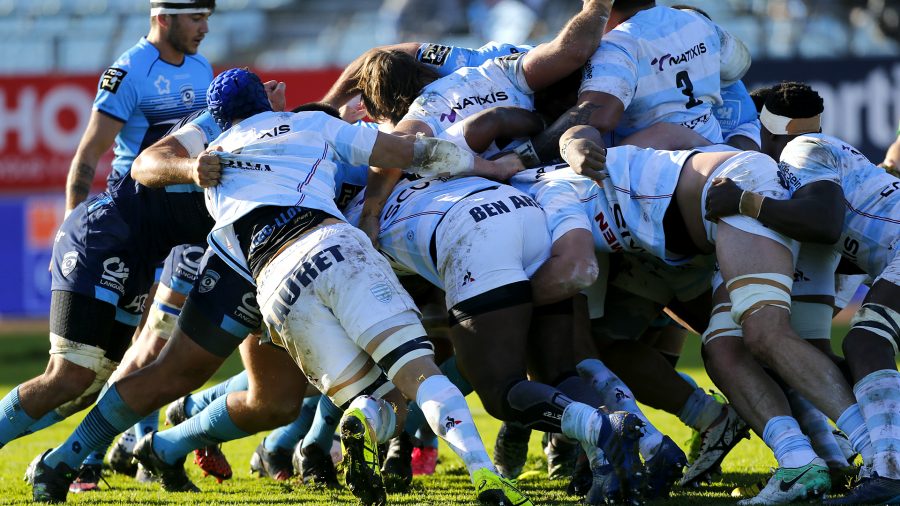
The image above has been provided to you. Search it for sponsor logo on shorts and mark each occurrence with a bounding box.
[99,67,127,93]
[61,251,78,277]
[370,282,393,303]
[179,84,195,107]
[198,269,221,293]
[265,246,346,332]
[100,257,130,293]
[462,271,476,286]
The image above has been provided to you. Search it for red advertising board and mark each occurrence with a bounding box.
[0,68,342,193]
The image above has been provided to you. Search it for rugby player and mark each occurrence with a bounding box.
[705,81,900,504]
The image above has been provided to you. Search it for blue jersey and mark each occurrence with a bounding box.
[714,80,760,144]
[416,41,532,77]
[94,37,213,185]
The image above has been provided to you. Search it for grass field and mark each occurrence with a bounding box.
[0,329,853,505]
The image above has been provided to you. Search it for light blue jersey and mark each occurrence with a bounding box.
[777,133,900,277]
[94,37,213,185]
[416,41,532,77]
[714,80,760,145]
[205,111,378,282]
[580,6,725,142]
[511,146,696,264]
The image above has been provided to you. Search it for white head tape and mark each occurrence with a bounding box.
[151,1,213,16]
[759,105,821,136]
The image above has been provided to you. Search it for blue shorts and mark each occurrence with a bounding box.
[179,250,261,357]
[159,243,206,295]
[51,196,155,326]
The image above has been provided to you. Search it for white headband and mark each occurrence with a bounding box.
[759,105,821,135]
[150,1,212,16]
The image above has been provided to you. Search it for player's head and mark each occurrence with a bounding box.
[291,102,342,120]
[354,49,440,126]
[151,0,214,55]
[609,0,655,30]
[670,4,712,19]
[207,68,272,130]
[759,81,824,158]
[749,86,774,114]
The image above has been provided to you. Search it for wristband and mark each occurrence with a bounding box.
[738,190,765,219]
[511,140,542,167]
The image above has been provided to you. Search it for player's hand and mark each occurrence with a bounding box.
[340,94,369,123]
[359,214,381,249]
[704,177,742,222]
[474,153,525,181]
[263,80,287,112]
[193,147,223,188]
[563,138,607,183]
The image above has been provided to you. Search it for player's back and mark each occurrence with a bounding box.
[582,6,724,141]
[779,133,900,275]
[95,38,213,185]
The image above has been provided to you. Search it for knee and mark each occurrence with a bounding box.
[558,255,599,295]
[43,361,98,401]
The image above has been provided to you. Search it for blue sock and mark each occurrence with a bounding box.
[0,386,36,447]
[405,357,473,439]
[153,394,249,465]
[264,395,319,452]
[416,426,439,448]
[762,415,819,468]
[81,450,104,467]
[20,410,65,437]
[302,395,342,452]
[44,386,140,470]
[678,371,699,390]
[134,410,159,439]
[836,403,875,464]
[184,371,249,418]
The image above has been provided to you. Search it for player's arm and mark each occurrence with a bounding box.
[519,0,612,91]
[558,125,608,182]
[620,122,712,150]
[132,133,221,188]
[705,179,845,243]
[726,134,760,151]
[457,106,545,154]
[322,42,422,108]
[717,24,752,86]
[65,111,123,212]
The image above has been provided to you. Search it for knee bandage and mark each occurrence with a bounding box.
[146,302,181,341]
[329,359,395,409]
[726,273,793,324]
[790,301,833,341]
[49,333,118,417]
[850,303,900,354]
[369,324,434,380]
[411,133,476,178]
[701,304,743,345]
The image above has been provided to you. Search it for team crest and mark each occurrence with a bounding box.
[199,270,220,293]
[61,251,78,277]
[180,84,195,107]
[370,282,393,303]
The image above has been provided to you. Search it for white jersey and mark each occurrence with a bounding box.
[344,175,502,286]
[580,6,727,142]
[511,146,696,264]
[777,133,900,278]
[403,56,534,156]
[204,111,378,282]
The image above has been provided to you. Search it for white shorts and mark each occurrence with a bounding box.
[436,185,551,309]
[610,253,715,306]
[791,243,841,298]
[875,250,900,287]
[701,151,798,256]
[835,274,870,310]
[256,223,421,405]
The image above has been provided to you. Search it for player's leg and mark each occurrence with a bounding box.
[295,394,343,487]
[252,394,320,482]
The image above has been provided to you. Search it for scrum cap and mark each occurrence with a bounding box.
[207,68,272,130]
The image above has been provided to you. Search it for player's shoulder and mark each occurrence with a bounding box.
[185,52,213,73]
[97,38,156,94]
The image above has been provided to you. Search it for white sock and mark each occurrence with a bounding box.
[855,370,900,479]
[577,358,664,459]
[786,389,848,468]
[416,375,495,476]
[347,396,396,444]
[763,416,820,468]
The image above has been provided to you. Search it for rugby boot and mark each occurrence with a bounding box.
[680,403,750,487]
[294,442,341,488]
[195,444,232,482]
[493,422,531,479]
[30,450,76,503]
[731,476,769,499]
[737,459,830,505]
[249,441,292,481]
[340,407,386,506]
[472,467,534,506]
[106,437,138,477]
[132,432,200,492]
[685,390,727,463]
[597,411,646,502]
[584,459,625,506]
[165,396,189,426]
[68,463,104,493]
[382,432,414,492]
[568,450,593,496]
[825,475,900,505]
[411,446,438,476]
[543,432,579,480]
[644,435,687,499]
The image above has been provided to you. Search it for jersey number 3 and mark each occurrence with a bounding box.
[676,71,703,109]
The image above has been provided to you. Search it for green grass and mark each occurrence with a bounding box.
[0,330,850,505]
